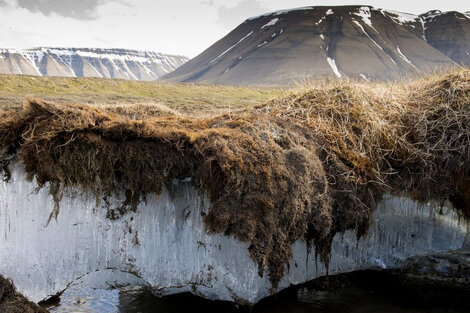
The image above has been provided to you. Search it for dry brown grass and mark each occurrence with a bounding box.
[258,69,470,217]
[0,275,49,313]
[92,102,181,119]
[1,68,469,291]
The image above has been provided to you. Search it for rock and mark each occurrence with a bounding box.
[398,250,470,287]
[0,164,468,305]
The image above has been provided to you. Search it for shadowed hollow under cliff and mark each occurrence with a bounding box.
[1,69,469,290]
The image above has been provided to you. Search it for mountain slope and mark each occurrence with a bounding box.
[421,10,470,65]
[0,48,189,80]
[163,6,462,85]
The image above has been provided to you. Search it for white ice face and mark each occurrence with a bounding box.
[1,164,468,305]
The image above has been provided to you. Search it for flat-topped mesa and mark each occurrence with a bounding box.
[163,6,470,85]
[0,47,189,80]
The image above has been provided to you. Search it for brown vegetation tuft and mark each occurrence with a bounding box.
[1,69,470,289]
[257,69,470,221]
[0,275,49,313]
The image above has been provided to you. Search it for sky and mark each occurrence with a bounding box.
[0,0,468,57]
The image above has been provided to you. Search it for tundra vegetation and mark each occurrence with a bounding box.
[0,275,49,313]
[0,74,281,116]
[0,69,469,293]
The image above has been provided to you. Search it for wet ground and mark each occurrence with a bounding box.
[45,270,470,313]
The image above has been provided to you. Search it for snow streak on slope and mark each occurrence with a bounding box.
[352,20,397,65]
[210,31,254,64]
[261,18,280,29]
[327,57,342,78]
[396,45,417,69]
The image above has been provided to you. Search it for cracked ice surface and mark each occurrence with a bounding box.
[0,164,468,304]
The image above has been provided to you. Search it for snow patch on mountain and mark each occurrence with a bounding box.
[246,6,314,21]
[210,31,253,64]
[327,57,341,78]
[354,6,379,33]
[382,10,420,25]
[397,45,417,69]
[352,20,396,65]
[261,18,279,29]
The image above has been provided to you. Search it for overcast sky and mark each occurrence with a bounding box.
[0,0,468,57]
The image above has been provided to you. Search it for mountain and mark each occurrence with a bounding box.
[163,6,469,85]
[421,10,470,65]
[0,48,189,80]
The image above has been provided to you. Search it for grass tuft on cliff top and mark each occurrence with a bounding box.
[1,69,469,290]
[0,275,49,313]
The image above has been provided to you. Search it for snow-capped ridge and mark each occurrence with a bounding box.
[421,10,443,20]
[354,6,379,33]
[246,6,314,21]
[380,9,420,24]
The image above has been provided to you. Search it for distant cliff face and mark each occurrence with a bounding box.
[0,48,189,80]
[163,6,469,85]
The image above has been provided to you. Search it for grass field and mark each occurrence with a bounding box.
[0,74,282,116]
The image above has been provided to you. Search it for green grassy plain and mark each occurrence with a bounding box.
[0,74,282,116]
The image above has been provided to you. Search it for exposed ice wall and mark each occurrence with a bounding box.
[0,164,468,304]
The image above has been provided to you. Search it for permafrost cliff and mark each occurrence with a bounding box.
[0,164,468,304]
[1,68,470,306]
